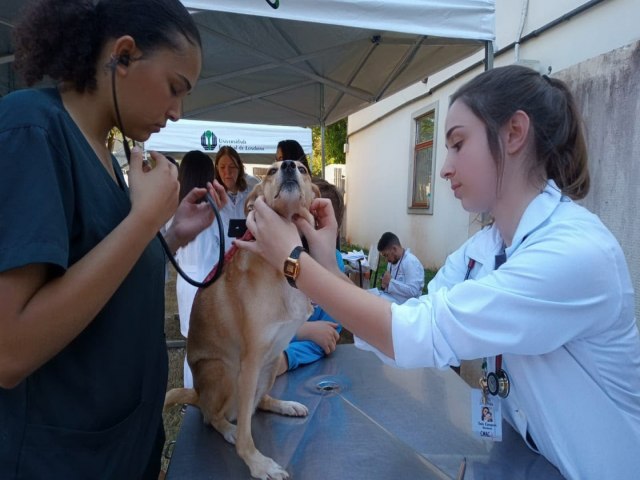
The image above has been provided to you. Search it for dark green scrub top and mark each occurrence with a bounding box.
[0,89,168,479]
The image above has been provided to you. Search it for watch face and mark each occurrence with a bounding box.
[284,259,300,278]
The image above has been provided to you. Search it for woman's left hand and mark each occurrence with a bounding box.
[235,195,303,270]
[165,180,228,253]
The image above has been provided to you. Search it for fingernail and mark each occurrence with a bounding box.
[132,146,142,154]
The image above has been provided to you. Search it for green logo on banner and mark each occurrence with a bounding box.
[265,0,279,8]
[201,130,218,151]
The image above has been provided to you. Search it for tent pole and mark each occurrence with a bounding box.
[320,84,326,178]
[321,122,326,179]
[484,40,494,71]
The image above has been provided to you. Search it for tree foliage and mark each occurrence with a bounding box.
[310,118,347,175]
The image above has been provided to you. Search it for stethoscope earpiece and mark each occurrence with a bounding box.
[109,54,131,70]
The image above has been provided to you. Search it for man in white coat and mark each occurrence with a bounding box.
[371,231,424,304]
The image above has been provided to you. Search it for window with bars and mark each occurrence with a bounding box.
[410,109,435,212]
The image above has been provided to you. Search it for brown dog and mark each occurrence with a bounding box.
[165,160,319,479]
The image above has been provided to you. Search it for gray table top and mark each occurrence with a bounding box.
[166,344,563,479]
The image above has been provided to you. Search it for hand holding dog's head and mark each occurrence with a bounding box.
[245,160,319,222]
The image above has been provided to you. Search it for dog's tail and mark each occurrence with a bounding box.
[164,388,200,411]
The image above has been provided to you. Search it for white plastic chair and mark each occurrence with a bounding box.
[356,244,379,289]
[367,244,380,289]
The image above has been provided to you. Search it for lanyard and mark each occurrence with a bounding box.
[392,250,406,279]
[464,256,510,399]
[464,258,476,280]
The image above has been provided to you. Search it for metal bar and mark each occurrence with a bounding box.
[375,36,427,101]
[324,35,381,123]
[185,80,320,124]
[197,24,375,102]
[484,40,494,71]
[196,42,352,86]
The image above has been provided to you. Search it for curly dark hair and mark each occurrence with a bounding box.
[13,0,201,93]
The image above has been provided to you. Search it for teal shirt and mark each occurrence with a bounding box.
[0,89,167,479]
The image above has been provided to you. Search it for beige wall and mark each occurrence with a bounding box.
[556,41,640,324]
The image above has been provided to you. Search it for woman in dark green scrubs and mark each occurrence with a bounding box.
[0,1,223,478]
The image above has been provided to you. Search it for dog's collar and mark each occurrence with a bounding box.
[201,230,254,285]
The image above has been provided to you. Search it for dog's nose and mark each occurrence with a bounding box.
[280,160,296,172]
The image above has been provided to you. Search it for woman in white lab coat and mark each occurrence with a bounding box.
[237,65,640,479]
[214,146,254,252]
[173,150,222,388]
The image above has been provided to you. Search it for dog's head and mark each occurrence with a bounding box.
[245,160,320,223]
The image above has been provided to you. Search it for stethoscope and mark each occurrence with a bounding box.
[110,55,225,288]
[465,258,511,399]
[390,250,405,279]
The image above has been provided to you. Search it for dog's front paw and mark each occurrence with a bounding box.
[280,400,308,417]
[259,396,308,417]
[247,453,289,480]
[211,419,238,445]
[223,425,237,445]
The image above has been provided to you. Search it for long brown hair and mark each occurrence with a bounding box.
[277,139,310,172]
[178,151,214,202]
[451,65,589,200]
[214,146,247,193]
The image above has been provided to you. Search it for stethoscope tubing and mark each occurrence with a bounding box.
[111,64,225,288]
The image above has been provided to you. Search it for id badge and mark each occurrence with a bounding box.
[471,389,502,441]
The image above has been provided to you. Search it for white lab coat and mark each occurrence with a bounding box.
[361,180,640,479]
[384,248,425,303]
[218,188,251,251]
[174,187,251,387]
[175,222,221,388]
[173,188,251,339]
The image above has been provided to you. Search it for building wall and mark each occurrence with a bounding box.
[344,0,640,320]
[556,42,640,322]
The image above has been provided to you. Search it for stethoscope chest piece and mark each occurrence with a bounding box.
[486,369,510,398]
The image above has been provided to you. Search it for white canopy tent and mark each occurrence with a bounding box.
[0,1,495,170]
[1,1,495,122]
[145,119,312,165]
[180,0,495,127]
[178,0,495,172]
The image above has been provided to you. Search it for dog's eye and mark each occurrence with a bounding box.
[298,166,307,175]
[267,168,277,176]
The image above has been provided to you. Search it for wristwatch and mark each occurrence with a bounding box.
[283,246,306,288]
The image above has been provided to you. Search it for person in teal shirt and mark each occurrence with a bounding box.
[0,1,225,478]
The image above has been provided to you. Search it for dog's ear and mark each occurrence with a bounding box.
[244,182,263,216]
[311,183,321,200]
